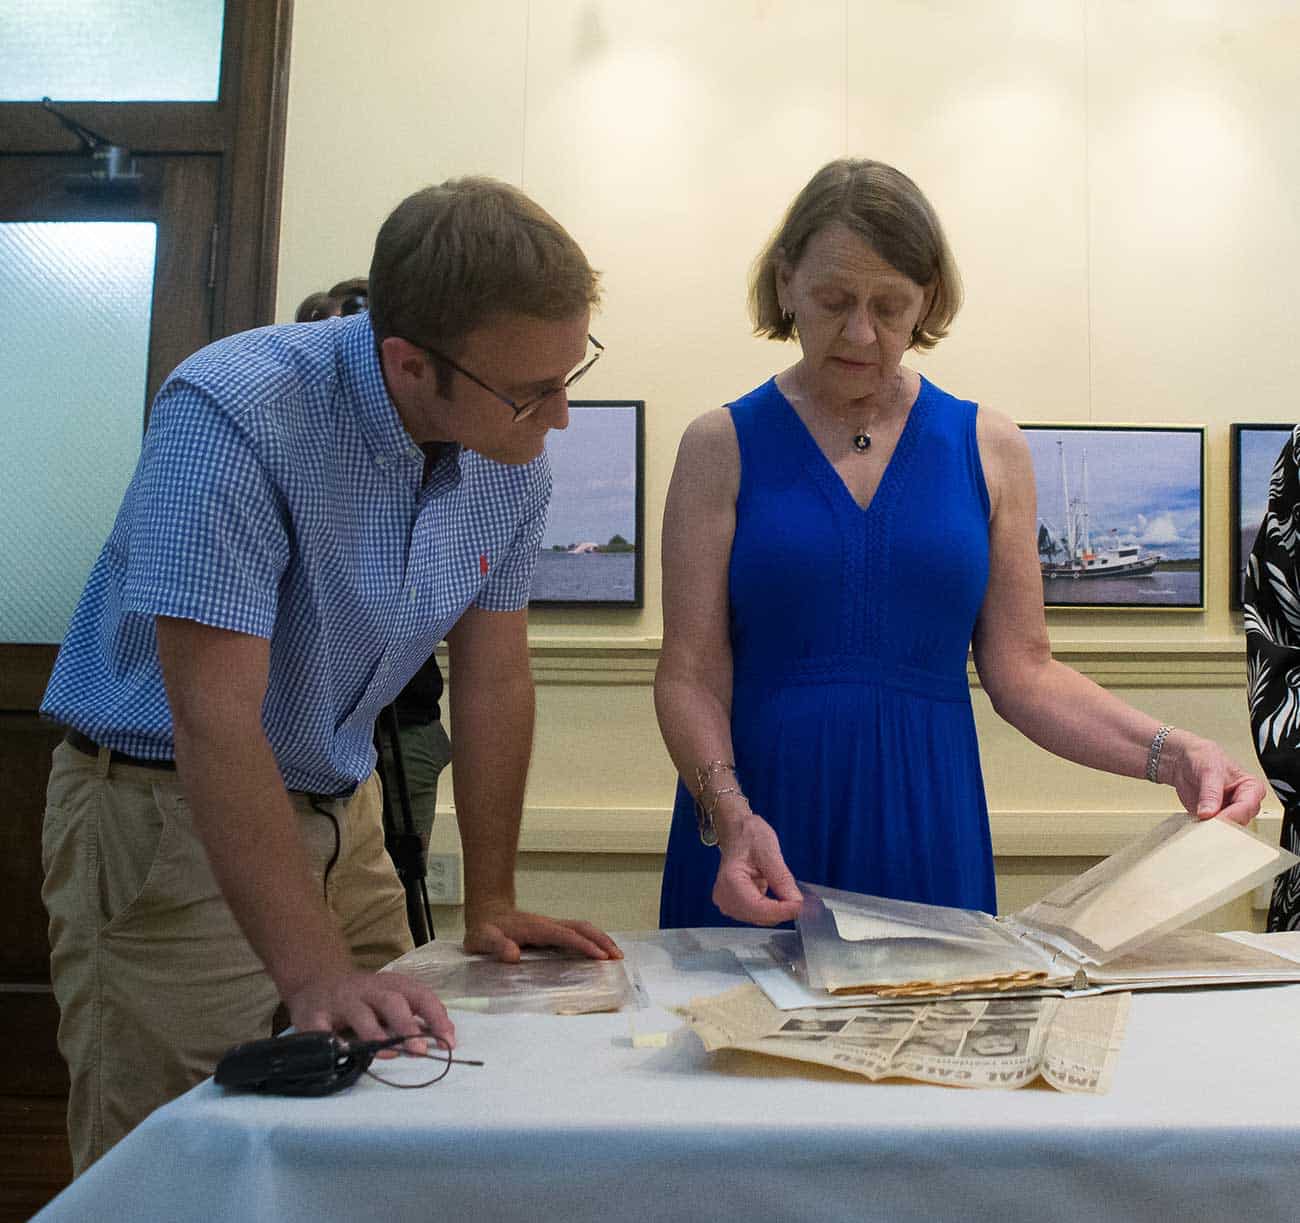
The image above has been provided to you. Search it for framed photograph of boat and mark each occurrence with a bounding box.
[529,399,644,608]
[1019,424,1205,610]
[1231,423,1295,610]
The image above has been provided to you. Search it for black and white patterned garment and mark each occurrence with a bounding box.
[1244,425,1300,931]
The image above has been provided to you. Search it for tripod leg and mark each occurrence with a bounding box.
[375,709,431,945]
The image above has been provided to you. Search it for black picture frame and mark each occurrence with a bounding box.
[1020,423,1205,610]
[1231,423,1295,610]
[529,399,644,608]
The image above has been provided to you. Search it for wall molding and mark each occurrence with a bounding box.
[503,637,1248,689]
[482,804,1284,858]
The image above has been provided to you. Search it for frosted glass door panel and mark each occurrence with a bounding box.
[0,1,224,101]
[0,222,155,643]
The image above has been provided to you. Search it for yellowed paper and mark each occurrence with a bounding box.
[680,984,1129,1095]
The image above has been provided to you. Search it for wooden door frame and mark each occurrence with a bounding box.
[0,0,292,703]
[0,0,294,990]
[0,0,293,335]
[0,11,295,1169]
[1,154,223,413]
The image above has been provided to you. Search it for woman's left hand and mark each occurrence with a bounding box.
[1164,731,1267,826]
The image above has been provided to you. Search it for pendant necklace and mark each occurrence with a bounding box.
[853,371,903,453]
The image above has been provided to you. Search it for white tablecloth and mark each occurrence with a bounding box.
[36,929,1300,1222]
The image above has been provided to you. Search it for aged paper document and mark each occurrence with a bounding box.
[1016,813,1293,961]
[680,983,1129,1094]
[798,814,1300,999]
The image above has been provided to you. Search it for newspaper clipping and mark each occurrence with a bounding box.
[680,983,1129,1094]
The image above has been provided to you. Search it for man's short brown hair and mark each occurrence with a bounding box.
[368,177,600,353]
[749,159,961,352]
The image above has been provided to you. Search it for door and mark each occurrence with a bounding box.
[0,3,288,1208]
[0,152,219,1081]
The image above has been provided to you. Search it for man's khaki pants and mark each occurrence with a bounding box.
[41,741,414,1175]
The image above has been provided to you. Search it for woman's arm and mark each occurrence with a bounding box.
[654,410,802,923]
[970,408,1264,825]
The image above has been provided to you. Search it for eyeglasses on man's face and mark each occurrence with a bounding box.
[413,334,604,421]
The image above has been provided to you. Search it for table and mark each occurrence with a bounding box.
[34,930,1300,1222]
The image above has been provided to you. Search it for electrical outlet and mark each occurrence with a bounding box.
[425,852,463,905]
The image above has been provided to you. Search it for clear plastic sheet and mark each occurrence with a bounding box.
[797,883,1057,995]
[384,943,633,1015]
[792,814,1300,1000]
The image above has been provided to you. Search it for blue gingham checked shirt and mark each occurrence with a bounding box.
[42,312,550,794]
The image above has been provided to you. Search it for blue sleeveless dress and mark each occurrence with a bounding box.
[659,374,996,928]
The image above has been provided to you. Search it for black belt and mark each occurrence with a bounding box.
[63,727,357,801]
[64,728,176,771]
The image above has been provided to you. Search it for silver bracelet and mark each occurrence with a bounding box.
[1145,724,1174,783]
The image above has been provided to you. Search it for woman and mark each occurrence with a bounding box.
[1244,425,1300,931]
[656,158,1263,928]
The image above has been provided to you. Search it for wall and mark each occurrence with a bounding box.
[278,1,1300,934]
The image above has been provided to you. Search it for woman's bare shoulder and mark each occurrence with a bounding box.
[679,406,738,452]
[671,406,740,491]
[975,403,1034,471]
[973,402,1024,447]
[972,403,1035,518]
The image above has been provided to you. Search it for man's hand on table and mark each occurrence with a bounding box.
[286,969,456,1053]
[463,903,623,964]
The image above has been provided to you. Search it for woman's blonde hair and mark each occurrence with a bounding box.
[749,159,962,351]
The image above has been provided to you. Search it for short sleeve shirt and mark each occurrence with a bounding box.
[41,312,549,794]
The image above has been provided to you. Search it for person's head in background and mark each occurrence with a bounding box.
[295,278,369,325]
[366,176,601,464]
[327,277,369,317]
[295,289,342,323]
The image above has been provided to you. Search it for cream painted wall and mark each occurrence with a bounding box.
[279,2,1300,933]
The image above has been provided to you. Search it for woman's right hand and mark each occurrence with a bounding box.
[712,809,803,925]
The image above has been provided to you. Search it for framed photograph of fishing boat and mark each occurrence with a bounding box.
[1231,423,1295,610]
[1019,423,1205,610]
[529,399,644,608]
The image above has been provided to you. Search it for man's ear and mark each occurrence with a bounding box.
[379,336,431,385]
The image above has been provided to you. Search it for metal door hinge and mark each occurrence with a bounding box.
[207,224,220,289]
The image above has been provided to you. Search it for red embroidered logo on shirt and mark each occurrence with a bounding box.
[479,554,489,576]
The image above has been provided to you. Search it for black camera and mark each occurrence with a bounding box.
[215,1030,377,1096]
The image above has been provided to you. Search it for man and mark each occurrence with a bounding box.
[40,177,618,1173]
[296,277,453,865]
